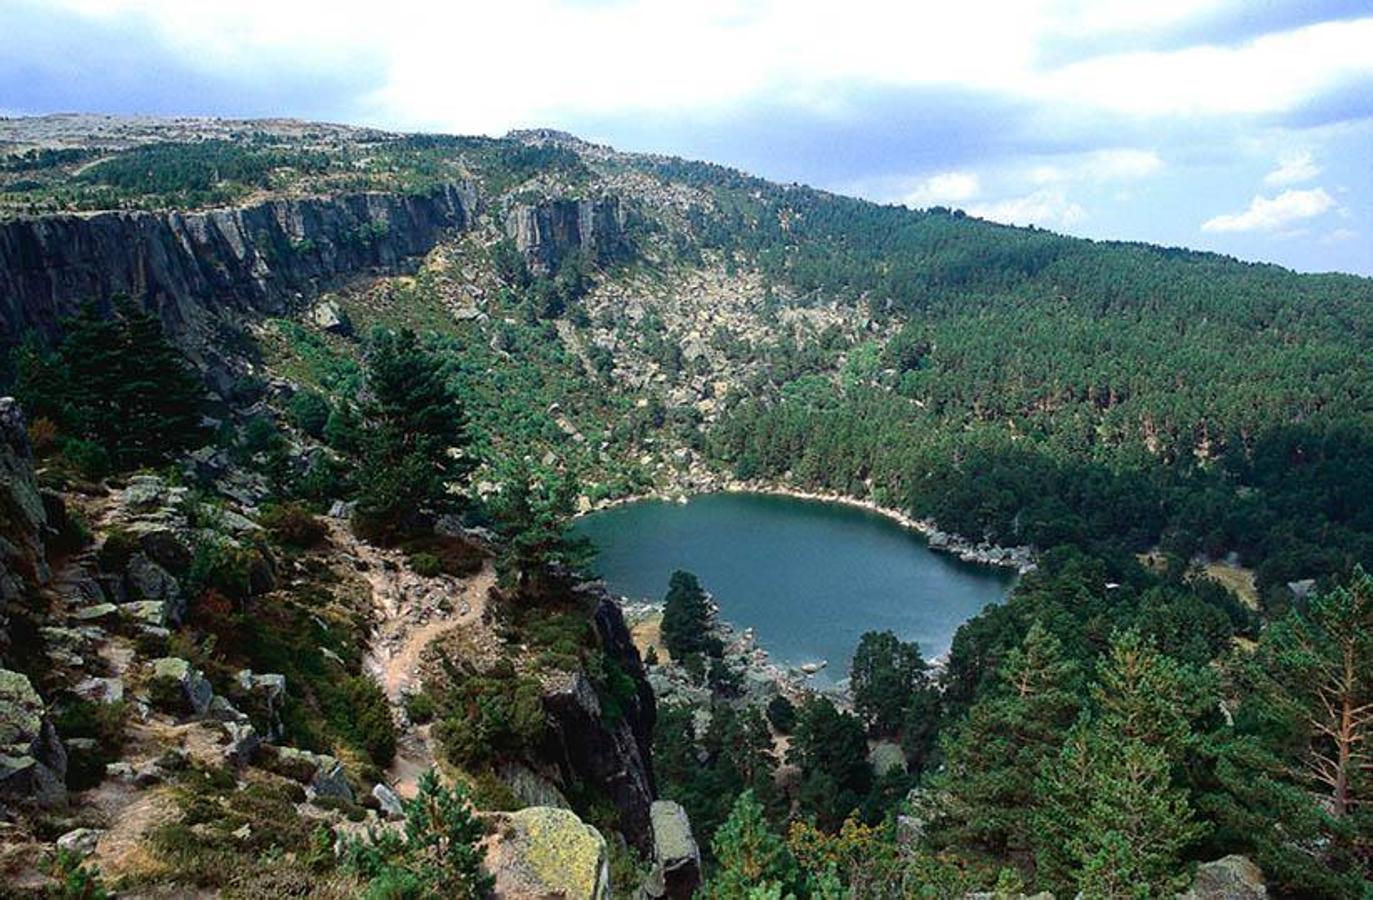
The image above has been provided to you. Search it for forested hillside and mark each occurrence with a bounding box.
[1,118,1370,897]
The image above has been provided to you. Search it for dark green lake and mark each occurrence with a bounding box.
[574,493,1016,684]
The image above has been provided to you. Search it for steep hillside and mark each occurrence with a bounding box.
[1,116,1371,897]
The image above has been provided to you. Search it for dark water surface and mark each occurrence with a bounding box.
[574,493,1016,684]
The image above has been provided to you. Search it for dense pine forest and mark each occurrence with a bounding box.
[0,123,1370,898]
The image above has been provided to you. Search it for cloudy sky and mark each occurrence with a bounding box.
[2,0,1370,275]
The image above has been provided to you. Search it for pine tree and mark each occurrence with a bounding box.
[12,298,205,471]
[704,791,801,900]
[353,328,472,540]
[660,570,723,664]
[1213,567,1373,897]
[790,697,873,831]
[921,621,1080,865]
[488,458,590,598]
[850,630,929,736]
[114,300,203,465]
[1033,631,1209,897]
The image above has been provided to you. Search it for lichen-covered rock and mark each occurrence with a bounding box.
[309,299,354,336]
[0,668,66,807]
[119,600,170,628]
[221,721,260,767]
[73,676,124,705]
[70,602,119,625]
[125,553,184,624]
[55,828,103,858]
[271,746,354,803]
[641,800,700,900]
[233,669,286,739]
[540,592,657,851]
[0,398,50,656]
[486,807,609,900]
[868,741,907,777]
[1180,855,1267,899]
[372,782,403,817]
[147,657,213,717]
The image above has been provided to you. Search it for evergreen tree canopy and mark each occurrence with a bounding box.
[353,327,473,540]
[1214,567,1373,897]
[661,569,724,663]
[850,630,929,736]
[12,298,204,473]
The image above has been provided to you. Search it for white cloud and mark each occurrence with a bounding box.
[1031,148,1163,184]
[1034,17,1373,117]
[1263,150,1320,186]
[903,171,980,208]
[37,1,1373,134]
[1323,227,1358,243]
[1202,188,1336,233]
[969,189,1086,229]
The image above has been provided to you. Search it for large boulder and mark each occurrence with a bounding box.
[147,657,214,717]
[640,800,701,900]
[125,554,185,624]
[485,807,609,900]
[0,668,67,807]
[233,669,286,739]
[1180,855,1266,899]
[868,741,907,777]
[270,746,354,803]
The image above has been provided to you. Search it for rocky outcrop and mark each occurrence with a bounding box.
[0,668,66,807]
[485,806,610,900]
[541,589,657,852]
[505,197,630,274]
[0,183,478,348]
[641,800,701,900]
[1180,856,1266,899]
[146,656,213,717]
[0,398,50,659]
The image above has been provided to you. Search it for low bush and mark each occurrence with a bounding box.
[340,770,491,899]
[433,670,546,769]
[261,502,327,549]
[51,697,127,791]
[96,527,140,573]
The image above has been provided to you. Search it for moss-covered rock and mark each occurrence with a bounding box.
[0,667,66,806]
[147,657,214,717]
[486,806,609,900]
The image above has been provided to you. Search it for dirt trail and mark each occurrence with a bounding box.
[328,520,498,793]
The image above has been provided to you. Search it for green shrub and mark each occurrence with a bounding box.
[343,676,397,768]
[261,503,327,548]
[766,695,797,734]
[404,692,436,725]
[62,438,111,480]
[52,698,127,790]
[289,390,332,438]
[184,539,260,600]
[340,769,491,899]
[409,551,441,577]
[433,673,546,768]
[41,846,110,899]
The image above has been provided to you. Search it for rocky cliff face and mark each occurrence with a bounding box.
[505,197,630,274]
[0,398,50,659]
[0,183,478,347]
[0,399,67,807]
[541,587,657,851]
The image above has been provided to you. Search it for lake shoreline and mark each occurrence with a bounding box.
[583,478,1036,575]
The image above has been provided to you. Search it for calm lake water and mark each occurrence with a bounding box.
[574,493,1016,685]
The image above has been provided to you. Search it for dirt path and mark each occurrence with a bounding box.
[327,519,498,792]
